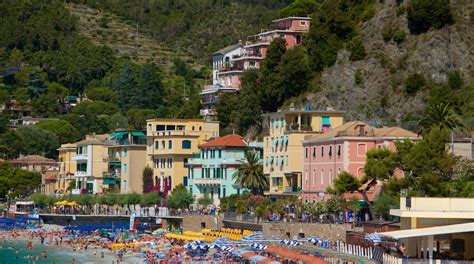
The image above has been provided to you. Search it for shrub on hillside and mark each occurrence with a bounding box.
[393,30,406,44]
[381,24,395,42]
[404,73,425,95]
[407,0,453,34]
[348,37,366,61]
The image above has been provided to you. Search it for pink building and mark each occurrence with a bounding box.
[200,17,310,118]
[300,121,418,203]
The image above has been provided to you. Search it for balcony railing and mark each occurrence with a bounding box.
[74,171,88,177]
[72,153,88,161]
[105,138,146,146]
[103,172,121,178]
[192,178,222,185]
[200,109,216,116]
[284,124,313,132]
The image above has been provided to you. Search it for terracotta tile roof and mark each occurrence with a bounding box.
[76,134,109,145]
[306,121,418,141]
[200,134,247,148]
[44,170,59,181]
[10,155,56,164]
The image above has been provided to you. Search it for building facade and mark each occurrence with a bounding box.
[10,155,59,195]
[55,143,77,195]
[71,134,109,194]
[105,130,147,194]
[187,134,263,206]
[263,109,344,197]
[301,121,418,202]
[200,17,310,119]
[146,119,219,192]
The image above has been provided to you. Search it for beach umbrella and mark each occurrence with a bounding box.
[67,201,80,206]
[55,200,68,205]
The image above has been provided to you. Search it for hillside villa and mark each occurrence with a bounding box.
[200,16,310,119]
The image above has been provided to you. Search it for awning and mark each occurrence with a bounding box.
[111,131,128,138]
[131,131,145,137]
[379,223,474,239]
[280,156,284,165]
[322,116,330,125]
[103,178,120,185]
[109,161,121,167]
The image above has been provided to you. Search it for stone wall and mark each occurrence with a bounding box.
[261,222,351,242]
[183,215,223,232]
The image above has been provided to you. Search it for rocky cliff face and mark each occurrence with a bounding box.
[307,0,473,126]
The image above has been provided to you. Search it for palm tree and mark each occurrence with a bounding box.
[233,151,268,195]
[418,103,465,135]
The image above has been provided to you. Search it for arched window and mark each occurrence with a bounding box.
[182,140,191,149]
[168,176,172,190]
[168,140,172,149]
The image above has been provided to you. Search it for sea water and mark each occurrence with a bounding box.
[0,241,107,264]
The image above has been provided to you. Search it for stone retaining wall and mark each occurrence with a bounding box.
[182,215,223,232]
[261,222,351,242]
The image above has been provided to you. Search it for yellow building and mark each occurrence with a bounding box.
[56,143,77,194]
[263,109,344,196]
[105,130,147,194]
[146,119,219,191]
[71,134,109,194]
[382,196,474,261]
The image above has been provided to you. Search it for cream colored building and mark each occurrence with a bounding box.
[385,196,474,261]
[263,109,344,196]
[105,130,147,194]
[146,119,219,191]
[56,143,77,194]
[71,134,109,194]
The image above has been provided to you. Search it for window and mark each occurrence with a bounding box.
[312,147,316,158]
[199,126,202,131]
[357,143,367,156]
[168,176,172,190]
[183,158,188,166]
[155,141,159,149]
[321,146,324,157]
[166,125,176,130]
[192,126,195,131]
[156,125,166,131]
[300,21,306,25]
[271,119,274,128]
[182,140,191,149]
[337,145,341,157]
[161,140,165,149]
[168,140,172,149]
[329,146,332,157]
[223,187,226,197]
[285,155,288,165]
[177,125,185,130]
[123,148,128,157]
[123,164,127,173]
[167,158,173,168]
[218,150,222,158]
[183,176,188,186]
[305,147,309,158]
[123,180,127,190]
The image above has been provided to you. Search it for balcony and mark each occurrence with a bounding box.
[200,109,216,116]
[72,153,88,161]
[103,172,121,178]
[201,96,219,105]
[192,178,222,186]
[284,124,314,133]
[74,171,88,177]
[149,130,200,137]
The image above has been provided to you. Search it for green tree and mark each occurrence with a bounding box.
[262,38,287,71]
[71,100,119,134]
[85,87,118,103]
[280,0,319,17]
[277,46,311,99]
[328,171,360,195]
[26,69,47,98]
[110,113,128,131]
[112,60,136,110]
[127,108,156,130]
[418,103,464,135]
[167,184,194,209]
[348,37,366,61]
[0,89,9,105]
[16,126,59,158]
[233,151,267,195]
[32,82,68,117]
[198,193,213,208]
[216,92,239,134]
[407,0,453,34]
[404,73,425,95]
[0,131,25,159]
[35,119,80,144]
[134,63,164,109]
[373,192,400,220]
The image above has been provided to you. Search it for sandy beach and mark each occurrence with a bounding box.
[0,224,144,263]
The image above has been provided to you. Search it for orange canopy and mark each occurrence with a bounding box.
[264,246,328,264]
